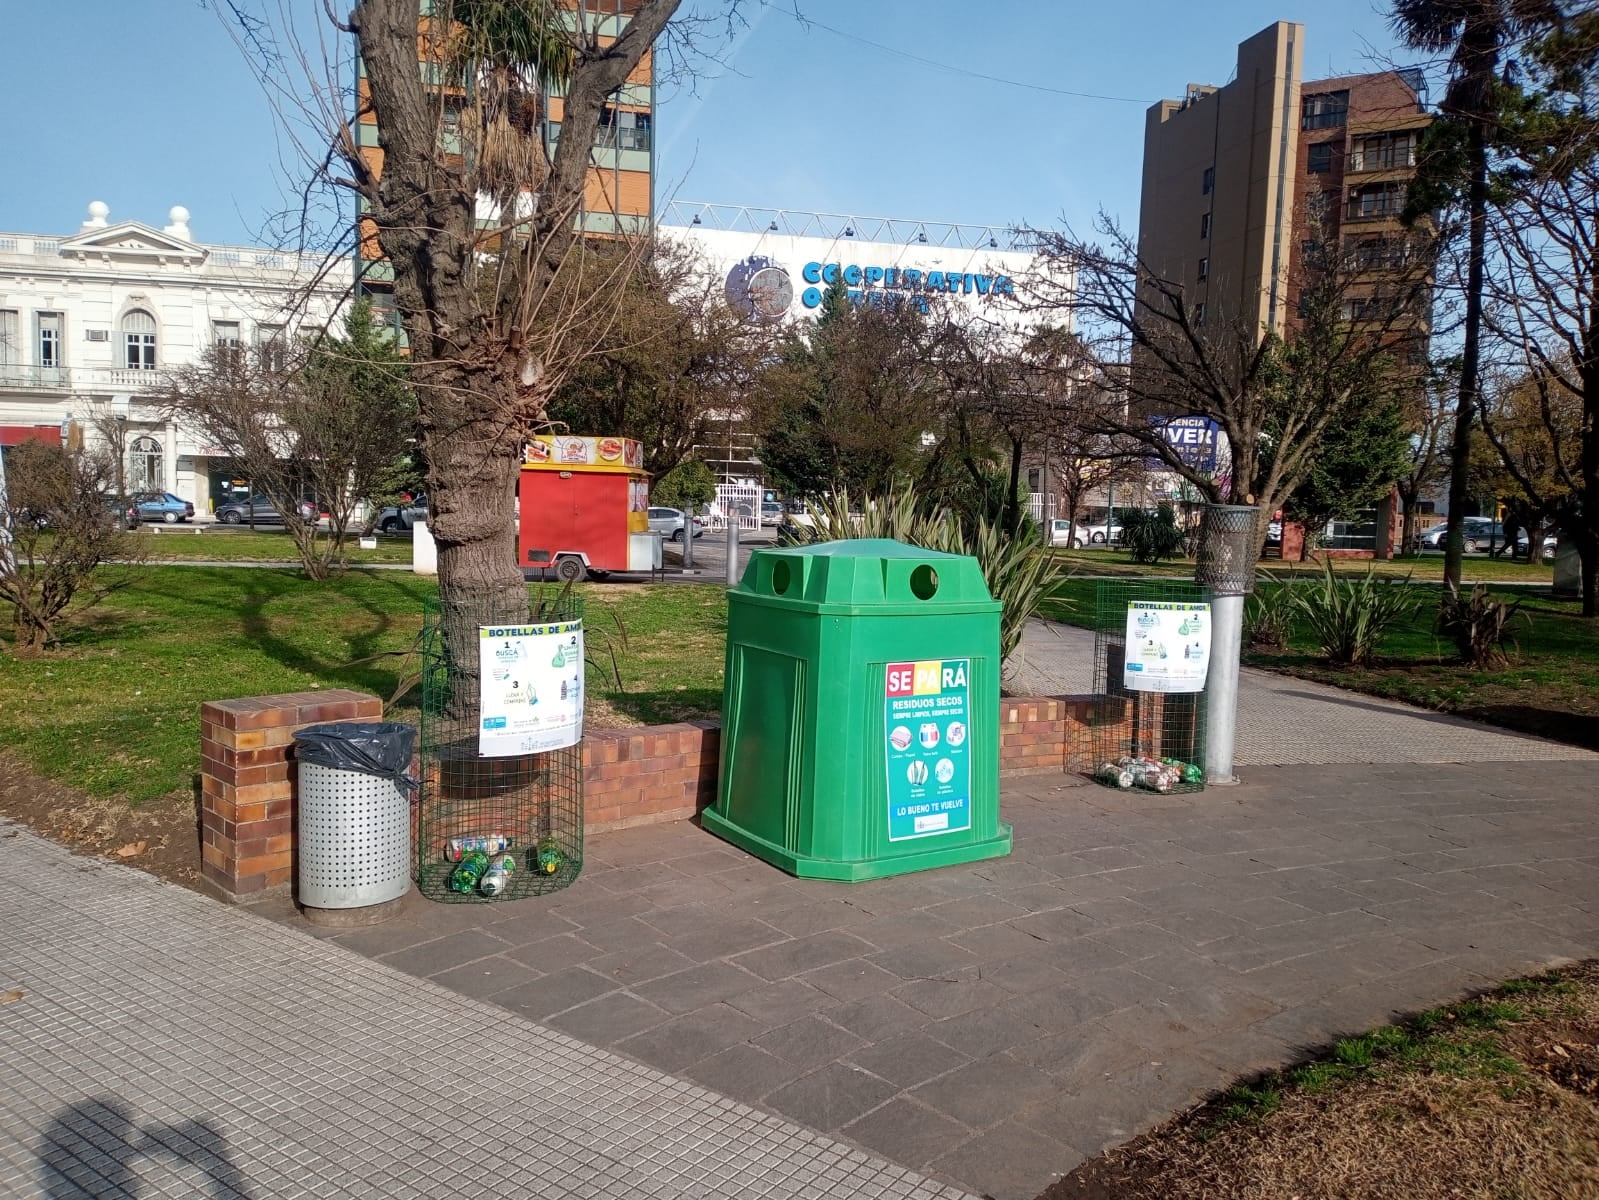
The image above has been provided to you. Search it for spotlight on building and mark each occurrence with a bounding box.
[691,214,702,225]
[843,226,854,237]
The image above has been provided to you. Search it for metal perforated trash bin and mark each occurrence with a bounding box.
[294,722,416,911]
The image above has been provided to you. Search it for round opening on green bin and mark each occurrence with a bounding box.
[771,560,792,594]
[910,564,939,599]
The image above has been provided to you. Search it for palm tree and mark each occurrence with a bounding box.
[1389,0,1560,591]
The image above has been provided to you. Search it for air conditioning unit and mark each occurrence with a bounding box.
[85,329,109,342]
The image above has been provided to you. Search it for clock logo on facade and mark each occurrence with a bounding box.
[724,255,793,323]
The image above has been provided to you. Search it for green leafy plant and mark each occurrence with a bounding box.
[1244,576,1294,649]
[1118,506,1187,564]
[787,485,1071,667]
[1437,582,1525,668]
[1289,557,1421,666]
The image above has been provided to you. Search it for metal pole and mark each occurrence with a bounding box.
[683,508,695,570]
[725,518,740,586]
[1205,593,1245,784]
[1105,477,1114,545]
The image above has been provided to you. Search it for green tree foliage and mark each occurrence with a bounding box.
[750,279,938,499]
[1288,389,1413,554]
[1119,507,1187,564]
[651,457,716,512]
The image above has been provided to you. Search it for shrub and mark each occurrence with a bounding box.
[1244,577,1293,649]
[788,485,1071,668]
[1437,582,1524,668]
[1119,507,1186,564]
[1288,557,1421,666]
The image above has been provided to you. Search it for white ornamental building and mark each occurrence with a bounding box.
[0,202,346,517]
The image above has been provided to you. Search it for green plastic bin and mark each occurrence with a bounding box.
[702,538,1013,881]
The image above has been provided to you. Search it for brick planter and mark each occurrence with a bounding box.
[199,693,1110,903]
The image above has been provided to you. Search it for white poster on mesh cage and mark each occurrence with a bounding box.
[1122,602,1212,693]
[478,620,584,756]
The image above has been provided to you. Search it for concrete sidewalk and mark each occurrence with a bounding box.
[0,822,971,1200]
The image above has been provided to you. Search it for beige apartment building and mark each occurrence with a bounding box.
[1137,21,1431,348]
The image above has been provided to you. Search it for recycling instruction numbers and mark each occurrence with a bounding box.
[884,659,972,842]
[478,620,584,757]
[1122,601,1211,693]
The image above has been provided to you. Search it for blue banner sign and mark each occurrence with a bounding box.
[1150,416,1221,472]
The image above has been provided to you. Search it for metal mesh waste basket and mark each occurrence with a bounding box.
[1194,505,1261,596]
[295,722,416,910]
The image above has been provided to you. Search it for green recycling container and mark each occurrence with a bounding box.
[702,538,1013,881]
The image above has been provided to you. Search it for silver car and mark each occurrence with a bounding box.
[647,506,704,541]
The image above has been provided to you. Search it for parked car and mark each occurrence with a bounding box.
[105,495,139,530]
[131,491,195,524]
[214,495,315,525]
[376,494,428,534]
[1414,517,1504,553]
[646,506,705,541]
[1082,521,1123,545]
[1049,519,1088,548]
[761,501,783,526]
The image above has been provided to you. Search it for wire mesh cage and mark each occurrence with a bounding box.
[1090,580,1209,795]
[417,590,584,902]
[1194,504,1261,596]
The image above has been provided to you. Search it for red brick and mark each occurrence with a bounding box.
[236,852,290,878]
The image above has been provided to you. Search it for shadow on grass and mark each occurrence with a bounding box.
[601,686,723,727]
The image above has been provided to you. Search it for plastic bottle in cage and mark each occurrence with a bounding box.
[445,835,512,862]
[448,850,491,894]
[479,853,517,897]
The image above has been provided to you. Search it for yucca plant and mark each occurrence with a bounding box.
[786,484,1070,669]
[1289,557,1421,666]
[1437,582,1524,668]
[1244,574,1294,649]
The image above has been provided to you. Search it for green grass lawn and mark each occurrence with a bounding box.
[130,526,415,565]
[1045,575,1599,751]
[1054,546,1555,584]
[0,569,726,807]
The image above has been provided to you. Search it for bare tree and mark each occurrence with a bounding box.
[1396,357,1455,553]
[0,441,142,654]
[160,302,414,579]
[1024,217,1433,548]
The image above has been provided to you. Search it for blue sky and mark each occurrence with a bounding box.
[2,1,1408,246]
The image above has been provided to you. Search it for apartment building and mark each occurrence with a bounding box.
[352,0,656,326]
[1137,21,1430,349]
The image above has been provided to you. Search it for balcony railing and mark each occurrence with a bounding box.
[1349,146,1416,173]
[0,364,68,389]
[1347,200,1406,222]
[593,125,652,153]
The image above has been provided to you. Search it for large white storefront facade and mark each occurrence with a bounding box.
[0,202,345,516]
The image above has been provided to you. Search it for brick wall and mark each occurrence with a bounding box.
[199,693,1124,902]
[199,690,382,901]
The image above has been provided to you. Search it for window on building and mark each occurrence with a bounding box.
[213,320,243,366]
[1348,183,1407,220]
[596,107,651,152]
[1197,257,1209,282]
[1199,212,1211,239]
[129,435,163,493]
[1202,166,1214,194]
[1350,131,1417,172]
[1307,142,1335,173]
[1301,90,1349,130]
[122,309,157,370]
[257,324,286,373]
[0,310,17,366]
[37,312,62,369]
[1195,301,1207,325]
[1301,239,1325,270]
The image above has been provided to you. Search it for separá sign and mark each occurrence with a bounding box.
[478,620,584,756]
[884,659,972,841]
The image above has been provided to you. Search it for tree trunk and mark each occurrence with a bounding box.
[1443,119,1491,593]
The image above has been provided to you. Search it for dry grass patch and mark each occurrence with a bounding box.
[1046,965,1599,1200]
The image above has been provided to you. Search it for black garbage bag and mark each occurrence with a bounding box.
[293,722,418,789]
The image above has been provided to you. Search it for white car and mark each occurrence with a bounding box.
[1049,520,1088,548]
[647,506,705,541]
[1081,522,1123,545]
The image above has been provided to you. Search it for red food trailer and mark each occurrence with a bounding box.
[518,434,654,581]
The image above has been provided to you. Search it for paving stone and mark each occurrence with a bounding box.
[725,979,833,1026]
[494,965,618,1020]
[757,899,878,938]
[850,910,963,950]
[764,1062,900,1131]
[377,929,511,977]
[847,1032,970,1089]
[842,1097,972,1171]
[504,932,603,973]
[428,955,543,1000]
[574,917,670,954]
[753,1015,868,1070]
[945,922,1057,964]
[924,894,1031,929]
[977,957,1074,996]
[735,930,878,981]
[911,1054,1059,1128]
[683,1042,812,1101]
[587,942,698,986]
[894,976,1012,1021]
[633,961,767,1015]
[869,939,982,981]
[1008,908,1102,943]
[545,990,671,1044]
[664,917,787,963]
[924,1001,1051,1060]
[799,958,904,1002]
[824,994,937,1042]
[930,1123,1082,1200]
[615,1003,768,1073]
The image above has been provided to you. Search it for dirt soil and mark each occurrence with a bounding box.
[1039,963,1599,1200]
[0,753,204,891]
